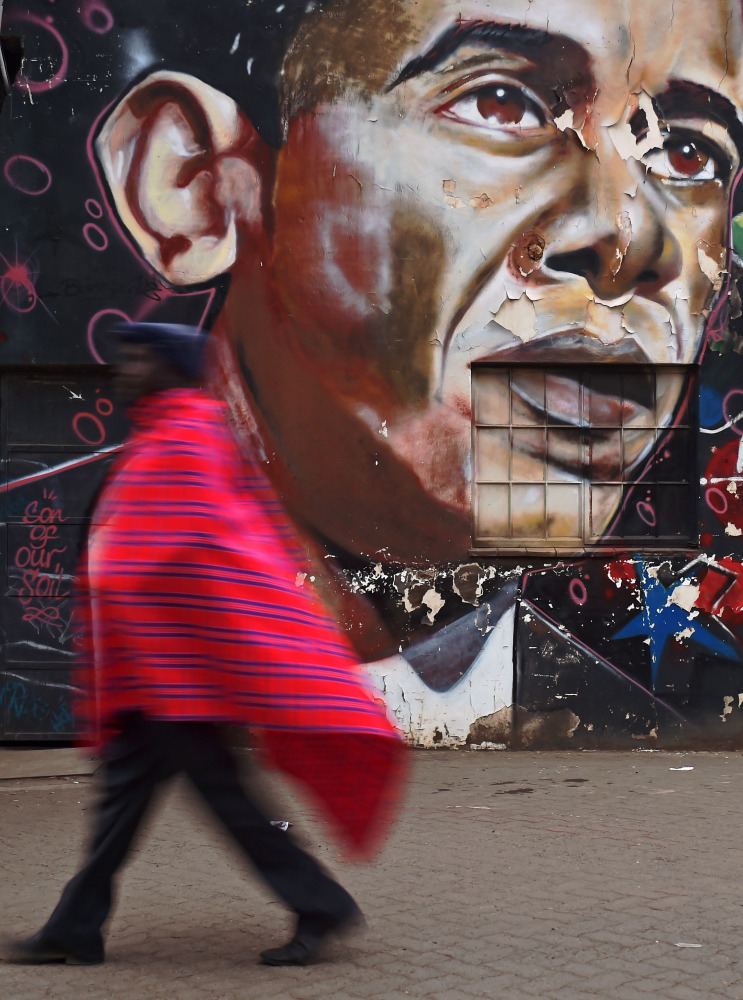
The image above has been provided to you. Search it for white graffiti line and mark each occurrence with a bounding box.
[1,444,123,492]
[4,670,77,693]
[7,640,74,657]
[700,407,743,435]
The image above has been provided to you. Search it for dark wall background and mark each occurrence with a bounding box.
[3,1,743,745]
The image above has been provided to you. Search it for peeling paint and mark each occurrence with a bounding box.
[669,582,700,612]
[697,243,726,292]
[493,292,538,338]
[451,563,484,606]
[421,588,445,623]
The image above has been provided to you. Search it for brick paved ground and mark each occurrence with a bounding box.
[1,747,743,1000]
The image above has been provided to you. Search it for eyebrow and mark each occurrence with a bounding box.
[389,21,743,130]
[388,20,554,90]
[655,80,743,147]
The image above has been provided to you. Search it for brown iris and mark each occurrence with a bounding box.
[476,86,527,126]
[666,138,711,178]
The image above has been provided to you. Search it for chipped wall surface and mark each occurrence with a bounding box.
[4,0,743,745]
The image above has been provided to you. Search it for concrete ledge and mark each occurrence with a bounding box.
[0,748,98,780]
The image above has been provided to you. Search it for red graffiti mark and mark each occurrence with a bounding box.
[14,490,69,633]
[4,155,52,196]
[706,487,729,515]
[85,198,103,219]
[72,411,105,445]
[569,578,588,606]
[83,222,108,252]
[722,389,743,437]
[87,308,131,364]
[0,247,56,320]
[72,394,114,445]
[80,0,114,34]
[605,559,638,586]
[704,439,743,530]
[636,501,656,527]
[696,557,743,628]
[7,13,69,93]
[0,256,37,313]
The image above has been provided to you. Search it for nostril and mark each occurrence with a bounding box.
[637,269,660,285]
[544,248,601,279]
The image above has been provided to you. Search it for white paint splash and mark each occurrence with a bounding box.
[421,588,445,624]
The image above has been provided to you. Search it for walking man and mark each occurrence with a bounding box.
[2,322,405,968]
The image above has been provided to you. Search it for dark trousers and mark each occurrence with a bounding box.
[41,713,356,960]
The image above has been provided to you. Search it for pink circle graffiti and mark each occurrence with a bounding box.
[8,13,69,93]
[83,223,109,252]
[722,389,743,437]
[80,0,114,34]
[85,198,104,219]
[96,397,113,416]
[87,308,131,364]
[72,412,105,446]
[4,155,52,196]
[569,579,588,606]
[636,501,656,527]
[705,487,729,515]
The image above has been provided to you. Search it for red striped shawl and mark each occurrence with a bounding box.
[74,388,405,855]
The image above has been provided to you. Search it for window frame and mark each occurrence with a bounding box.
[470,362,699,556]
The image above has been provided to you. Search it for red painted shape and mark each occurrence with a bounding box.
[696,557,743,628]
[704,440,743,530]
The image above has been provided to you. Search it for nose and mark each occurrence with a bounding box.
[542,141,682,301]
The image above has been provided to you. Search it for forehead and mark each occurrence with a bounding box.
[287,0,743,109]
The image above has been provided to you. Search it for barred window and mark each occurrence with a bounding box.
[471,364,697,553]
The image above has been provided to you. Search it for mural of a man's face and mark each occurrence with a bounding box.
[96,0,743,562]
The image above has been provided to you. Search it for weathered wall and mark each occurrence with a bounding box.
[3,0,743,746]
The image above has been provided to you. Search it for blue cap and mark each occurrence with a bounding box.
[113,322,208,379]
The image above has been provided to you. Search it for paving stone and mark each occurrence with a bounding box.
[2,749,743,999]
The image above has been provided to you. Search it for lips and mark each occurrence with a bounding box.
[471,332,674,482]
[510,371,654,428]
[477,332,658,428]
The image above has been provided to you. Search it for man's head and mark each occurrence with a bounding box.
[94,0,743,561]
[113,322,206,407]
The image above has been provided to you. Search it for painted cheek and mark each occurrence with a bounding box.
[273,111,399,336]
[386,404,472,511]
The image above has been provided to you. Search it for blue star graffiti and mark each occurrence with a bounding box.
[613,560,740,691]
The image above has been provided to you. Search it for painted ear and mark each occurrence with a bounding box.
[95,71,263,286]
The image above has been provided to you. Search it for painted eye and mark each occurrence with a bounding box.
[646,135,725,182]
[439,83,547,133]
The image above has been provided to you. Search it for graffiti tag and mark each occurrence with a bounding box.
[13,489,69,633]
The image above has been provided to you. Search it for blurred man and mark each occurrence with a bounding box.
[2,322,404,968]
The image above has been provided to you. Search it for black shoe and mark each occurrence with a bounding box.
[0,931,104,966]
[260,906,364,967]
[259,934,321,966]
